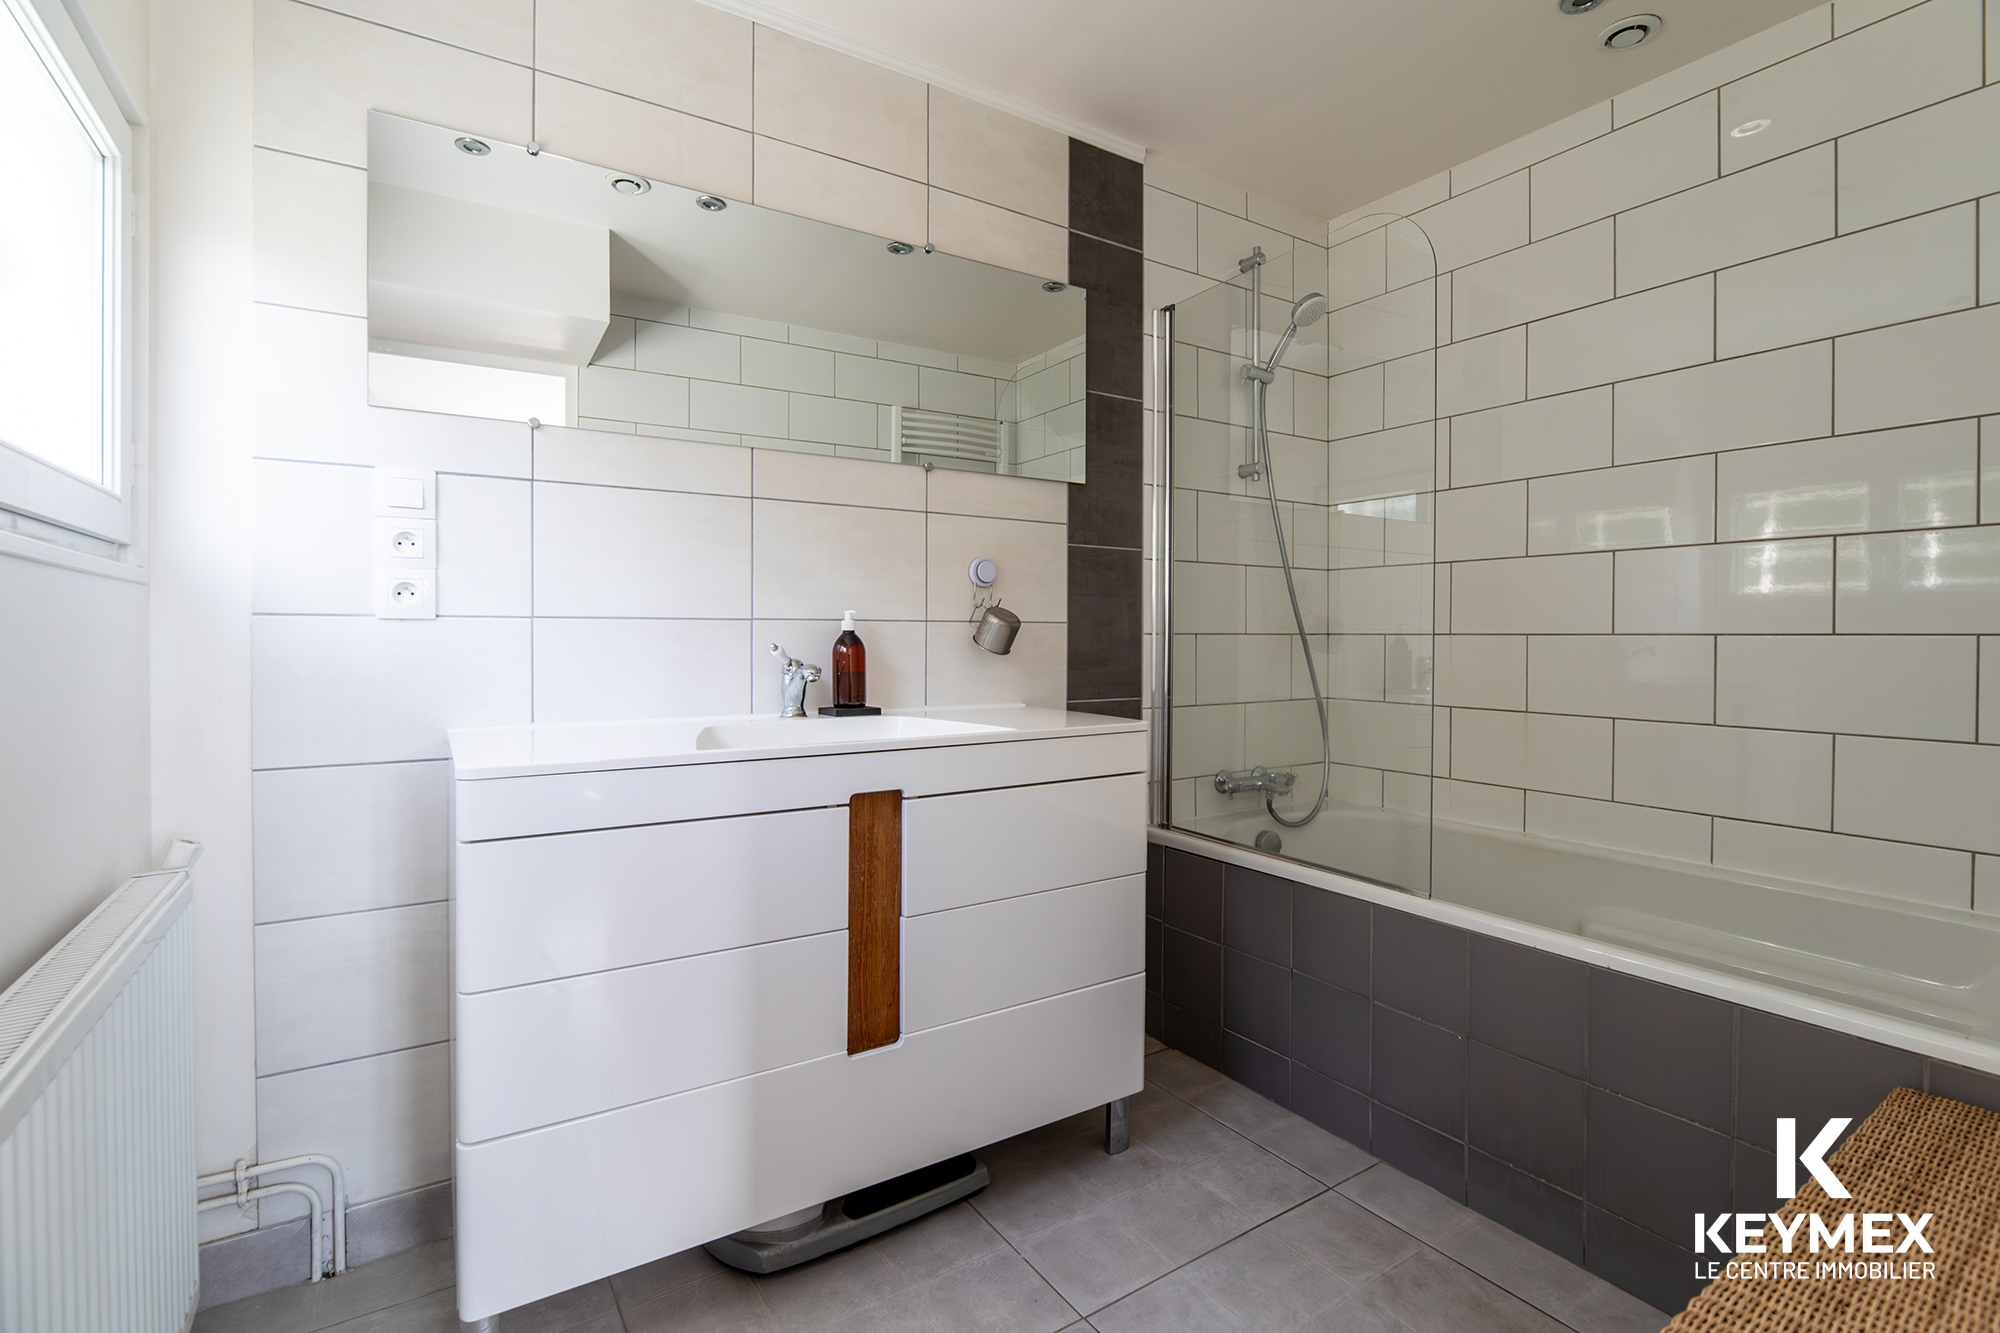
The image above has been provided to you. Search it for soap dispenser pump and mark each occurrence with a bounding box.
[820,611,881,717]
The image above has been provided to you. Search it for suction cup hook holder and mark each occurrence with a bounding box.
[967,556,1020,654]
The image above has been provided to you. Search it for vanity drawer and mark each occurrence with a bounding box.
[455,930,847,1144]
[453,731,1145,840]
[455,806,848,992]
[903,774,1146,915]
[902,874,1143,1032]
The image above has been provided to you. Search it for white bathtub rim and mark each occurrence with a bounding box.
[1150,825,2000,1080]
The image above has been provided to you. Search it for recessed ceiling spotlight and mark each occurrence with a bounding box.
[695,195,727,211]
[1730,118,1773,138]
[886,241,915,255]
[454,137,490,156]
[1558,0,1605,13]
[1042,281,1068,293]
[1598,13,1661,48]
[607,174,651,196]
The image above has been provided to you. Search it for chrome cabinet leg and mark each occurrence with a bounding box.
[461,1319,498,1332]
[1105,1096,1131,1155]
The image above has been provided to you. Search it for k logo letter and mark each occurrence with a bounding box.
[1776,1118,1851,1199]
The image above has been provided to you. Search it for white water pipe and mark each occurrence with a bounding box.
[197,1152,349,1275]
[198,1182,326,1283]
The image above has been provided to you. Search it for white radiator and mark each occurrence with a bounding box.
[0,868,199,1333]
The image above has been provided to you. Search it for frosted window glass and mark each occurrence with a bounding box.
[0,5,109,486]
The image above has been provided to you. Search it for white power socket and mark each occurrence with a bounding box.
[375,517,437,568]
[377,569,436,618]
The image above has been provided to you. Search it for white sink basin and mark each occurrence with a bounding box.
[695,716,1009,750]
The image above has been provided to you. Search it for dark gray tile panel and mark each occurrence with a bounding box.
[1467,1150,1584,1266]
[1588,968,1734,1132]
[1292,971,1369,1093]
[1293,885,1369,994]
[1223,948,1290,1056]
[1223,863,1292,966]
[1467,1042,1585,1195]
[1372,1006,1465,1139]
[1586,1088,1730,1244]
[1735,1008,1922,1153]
[1373,909,1468,1032]
[1469,936,1586,1078]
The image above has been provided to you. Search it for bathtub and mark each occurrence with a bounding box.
[1163,804,2000,1076]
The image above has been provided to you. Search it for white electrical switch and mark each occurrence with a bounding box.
[376,569,436,618]
[373,467,436,518]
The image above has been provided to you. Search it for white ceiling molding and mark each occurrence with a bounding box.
[690,0,1148,163]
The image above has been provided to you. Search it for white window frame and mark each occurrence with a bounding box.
[0,0,134,547]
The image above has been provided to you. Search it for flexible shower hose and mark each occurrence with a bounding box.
[1251,371,1331,829]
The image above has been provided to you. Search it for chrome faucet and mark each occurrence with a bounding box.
[1214,766,1297,797]
[769,644,821,718]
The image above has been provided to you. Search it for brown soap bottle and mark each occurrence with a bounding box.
[832,610,866,707]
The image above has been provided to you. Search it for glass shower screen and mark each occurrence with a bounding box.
[1156,218,1439,896]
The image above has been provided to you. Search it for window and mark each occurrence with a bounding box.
[0,0,130,543]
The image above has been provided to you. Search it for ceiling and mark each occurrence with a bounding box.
[736,0,1825,221]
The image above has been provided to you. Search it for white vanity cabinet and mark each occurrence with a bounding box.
[447,708,1147,1322]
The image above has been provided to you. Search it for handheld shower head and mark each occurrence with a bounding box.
[1262,291,1328,371]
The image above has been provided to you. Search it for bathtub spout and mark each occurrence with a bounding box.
[1215,766,1296,797]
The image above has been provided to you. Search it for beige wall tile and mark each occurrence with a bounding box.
[928,190,1068,280]
[254,148,365,316]
[751,27,925,181]
[308,0,534,63]
[254,0,530,166]
[534,0,751,128]
[928,87,1067,226]
[534,74,751,200]
[754,136,927,246]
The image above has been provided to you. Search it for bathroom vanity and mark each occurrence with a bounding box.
[446,706,1146,1321]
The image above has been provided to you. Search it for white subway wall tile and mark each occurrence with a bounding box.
[1721,0,1982,173]
[1527,276,1713,397]
[533,484,751,618]
[577,366,690,429]
[1984,635,2000,742]
[1194,635,1295,705]
[1836,526,2000,631]
[926,89,1068,224]
[1434,482,1526,561]
[919,367,996,419]
[1613,7,1831,126]
[1449,389,1612,486]
[1713,818,1970,907]
[1715,634,1976,738]
[923,620,1066,708]
[1146,154,1246,216]
[749,26,925,179]
[1716,421,1979,539]
[788,393,876,449]
[925,513,1065,623]
[1614,720,1832,826]
[1615,540,1833,633]
[1433,635,1524,711]
[1616,145,1835,295]
[436,474,532,617]
[532,618,751,721]
[1410,172,1530,273]
[1451,708,1611,797]
[753,136,926,245]
[254,904,448,1073]
[1453,103,1611,194]
[1330,564,1432,634]
[1525,792,1712,862]
[753,499,926,621]
[833,352,919,407]
[1329,424,1433,503]
[1437,327,1526,417]
[1430,780,1525,832]
[1528,635,1715,722]
[1839,82,2000,230]
[928,189,1069,279]
[1613,342,1832,464]
[252,616,532,767]
[690,380,789,437]
[1530,95,1718,240]
[253,762,448,923]
[635,323,739,382]
[1836,304,2000,432]
[1451,553,1612,634]
[1453,222,1613,341]
[1834,733,2000,852]
[1145,186,1199,272]
[256,1045,451,1214]
[753,448,925,510]
[1835,0,1927,35]
[927,469,1066,524]
[532,424,749,494]
[1716,203,1976,357]
[1982,857,2000,916]
[1528,456,1715,554]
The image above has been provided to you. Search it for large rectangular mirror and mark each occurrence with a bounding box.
[365,113,1088,480]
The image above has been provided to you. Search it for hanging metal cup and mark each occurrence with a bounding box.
[971,602,1021,655]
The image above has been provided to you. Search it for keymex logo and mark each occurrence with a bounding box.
[1690,1118,1938,1284]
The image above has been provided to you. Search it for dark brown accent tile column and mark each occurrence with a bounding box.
[848,789,902,1054]
[1067,140,1144,719]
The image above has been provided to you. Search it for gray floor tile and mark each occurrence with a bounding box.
[816,1283,941,1333]
[914,1247,1078,1333]
[753,1238,910,1331]
[1014,1204,1175,1316]
[1348,1250,1570,1333]
[1163,1225,1353,1330]
[192,1239,456,1333]
[1098,1169,1258,1270]
[1336,1163,1479,1249]
[1128,1087,1245,1167]
[1144,1036,1168,1056]
[609,1245,730,1310]
[1185,1135,1324,1220]
[1180,1076,1299,1139]
[1036,1131,1178,1205]
[620,1270,778,1333]
[1261,1191,1424,1287]
[1555,1280,1671,1333]
[317,1288,461,1333]
[1143,1050,1228,1101]
[500,1278,621,1332]
[1086,1265,1247,1333]
[1295,1286,1411,1333]
[969,1147,1100,1244]
[869,1200,1009,1284]
[1248,1113,1377,1186]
